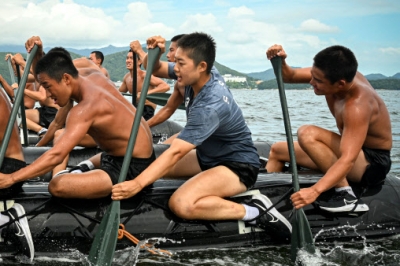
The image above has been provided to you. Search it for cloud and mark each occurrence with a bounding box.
[179,13,223,34]
[227,6,254,19]
[379,47,400,55]
[298,19,339,33]
[0,1,174,48]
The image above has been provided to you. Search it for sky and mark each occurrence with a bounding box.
[1,0,399,76]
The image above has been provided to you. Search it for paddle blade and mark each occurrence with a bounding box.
[88,201,120,266]
[290,209,315,262]
[146,93,185,110]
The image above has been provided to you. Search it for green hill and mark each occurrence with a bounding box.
[2,49,399,90]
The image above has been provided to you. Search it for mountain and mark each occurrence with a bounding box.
[392,73,400,79]
[64,45,128,56]
[245,69,275,81]
[365,73,388,80]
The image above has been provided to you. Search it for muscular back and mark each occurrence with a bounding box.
[327,72,392,151]
[0,89,24,161]
[70,70,153,158]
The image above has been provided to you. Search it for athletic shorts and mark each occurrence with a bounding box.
[361,147,392,187]
[0,157,27,199]
[100,151,156,185]
[196,151,259,190]
[37,106,58,128]
[142,105,155,121]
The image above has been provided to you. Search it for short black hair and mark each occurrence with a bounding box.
[171,34,186,42]
[36,51,79,82]
[313,45,358,84]
[48,47,72,60]
[91,50,105,65]
[177,32,216,74]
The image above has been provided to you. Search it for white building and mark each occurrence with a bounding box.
[222,74,247,82]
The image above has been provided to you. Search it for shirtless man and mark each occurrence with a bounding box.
[0,88,34,261]
[0,36,155,201]
[112,33,292,240]
[89,50,109,78]
[35,50,101,177]
[266,44,392,213]
[118,45,169,120]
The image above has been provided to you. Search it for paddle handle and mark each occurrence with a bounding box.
[0,45,38,167]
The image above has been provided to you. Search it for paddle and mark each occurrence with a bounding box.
[132,50,137,107]
[270,56,315,262]
[88,47,160,266]
[0,45,38,167]
[14,61,29,146]
[146,92,185,110]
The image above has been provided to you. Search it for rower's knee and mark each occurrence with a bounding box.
[298,125,318,145]
[48,177,65,197]
[169,194,195,220]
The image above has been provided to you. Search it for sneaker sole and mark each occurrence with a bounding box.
[12,203,34,261]
[52,169,70,178]
[253,194,292,232]
[320,203,369,213]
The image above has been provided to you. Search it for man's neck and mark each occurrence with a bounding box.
[192,73,211,96]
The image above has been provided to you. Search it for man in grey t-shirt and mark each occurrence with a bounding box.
[112,33,291,240]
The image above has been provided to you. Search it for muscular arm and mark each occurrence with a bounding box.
[6,104,92,185]
[267,44,312,83]
[112,138,195,200]
[0,74,15,100]
[24,85,47,102]
[147,83,183,127]
[148,76,170,94]
[25,36,46,79]
[118,74,129,93]
[140,36,171,78]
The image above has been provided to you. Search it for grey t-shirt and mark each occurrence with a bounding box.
[168,63,260,168]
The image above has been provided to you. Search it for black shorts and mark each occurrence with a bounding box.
[0,157,27,199]
[196,152,259,190]
[361,147,391,187]
[142,105,155,121]
[37,106,58,128]
[100,151,156,185]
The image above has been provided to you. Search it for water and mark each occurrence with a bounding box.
[7,90,400,265]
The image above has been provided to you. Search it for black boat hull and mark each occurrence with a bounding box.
[2,141,400,257]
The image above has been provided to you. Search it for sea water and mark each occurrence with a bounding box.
[6,89,400,265]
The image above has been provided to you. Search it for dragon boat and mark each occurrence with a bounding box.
[1,121,400,259]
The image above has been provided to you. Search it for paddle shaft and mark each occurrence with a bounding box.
[132,51,137,107]
[146,92,186,110]
[7,58,16,85]
[15,64,29,146]
[0,45,38,168]
[270,56,315,261]
[271,57,300,191]
[88,47,160,266]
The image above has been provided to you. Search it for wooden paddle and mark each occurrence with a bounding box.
[88,47,160,266]
[146,92,185,110]
[270,56,315,262]
[0,45,38,167]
